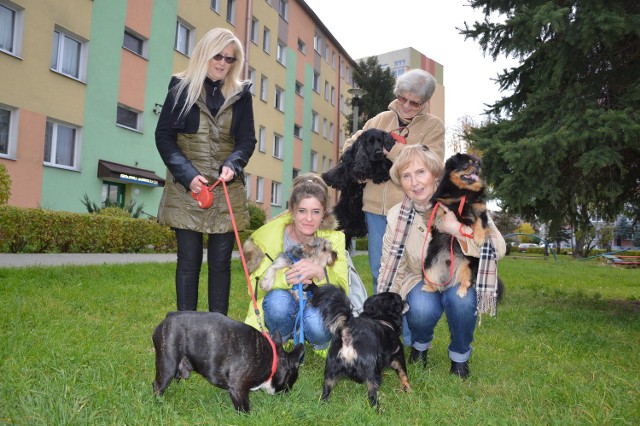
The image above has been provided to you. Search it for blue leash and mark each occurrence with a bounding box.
[286,252,307,346]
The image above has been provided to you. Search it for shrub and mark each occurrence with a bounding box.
[248,202,267,230]
[0,164,11,206]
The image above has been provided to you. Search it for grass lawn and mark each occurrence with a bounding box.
[0,254,638,425]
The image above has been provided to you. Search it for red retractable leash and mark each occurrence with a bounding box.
[421,195,472,287]
[199,179,278,381]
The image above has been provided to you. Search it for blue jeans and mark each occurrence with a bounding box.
[365,212,387,294]
[262,289,331,349]
[403,283,477,362]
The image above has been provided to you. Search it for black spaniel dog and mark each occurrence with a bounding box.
[322,129,396,245]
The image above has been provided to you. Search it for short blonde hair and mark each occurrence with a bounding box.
[389,145,444,186]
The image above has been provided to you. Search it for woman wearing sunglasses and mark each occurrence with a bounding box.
[156,28,256,314]
[341,69,445,294]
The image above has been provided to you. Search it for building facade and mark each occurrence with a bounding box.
[0,0,443,219]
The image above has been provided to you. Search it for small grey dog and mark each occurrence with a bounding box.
[259,237,338,294]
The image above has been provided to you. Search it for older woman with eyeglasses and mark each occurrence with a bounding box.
[155,28,257,314]
[342,69,445,294]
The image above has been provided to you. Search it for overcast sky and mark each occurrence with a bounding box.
[304,0,518,133]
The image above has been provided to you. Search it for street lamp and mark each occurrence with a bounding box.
[347,87,367,132]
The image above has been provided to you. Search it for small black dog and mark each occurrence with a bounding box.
[310,285,411,410]
[423,153,491,298]
[152,311,305,413]
[322,129,397,245]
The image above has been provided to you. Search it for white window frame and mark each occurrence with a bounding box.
[293,124,302,139]
[0,1,24,57]
[322,118,328,139]
[256,176,264,203]
[272,133,283,159]
[210,0,220,13]
[322,155,327,172]
[276,40,286,65]
[295,81,303,96]
[250,17,259,44]
[175,19,193,56]
[51,27,87,81]
[313,34,321,53]
[0,104,18,159]
[310,151,318,172]
[226,0,236,25]
[258,126,266,152]
[311,111,319,133]
[329,122,335,143]
[278,0,288,21]
[116,105,142,132]
[297,38,305,54]
[245,173,252,199]
[260,75,268,102]
[312,72,320,92]
[274,86,284,112]
[271,181,282,207]
[324,81,329,101]
[248,67,256,95]
[331,86,336,105]
[123,28,147,58]
[262,27,270,53]
[44,119,80,170]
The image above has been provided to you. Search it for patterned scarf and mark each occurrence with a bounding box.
[378,196,414,293]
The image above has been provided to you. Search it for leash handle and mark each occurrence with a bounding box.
[220,179,278,380]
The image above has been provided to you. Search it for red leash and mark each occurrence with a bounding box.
[421,195,471,287]
[216,179,278,381]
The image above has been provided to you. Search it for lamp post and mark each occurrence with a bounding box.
[347,87,367,133]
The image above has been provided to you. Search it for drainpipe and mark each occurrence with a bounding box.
[243,0,253,80]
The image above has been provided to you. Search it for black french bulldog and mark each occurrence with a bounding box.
[152,311,305,413]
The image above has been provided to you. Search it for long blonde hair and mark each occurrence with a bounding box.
[172,28,245,118]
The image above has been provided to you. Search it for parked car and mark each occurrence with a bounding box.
[518,243,538,252]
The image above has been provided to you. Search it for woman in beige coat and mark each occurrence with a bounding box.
[342,69,445,293]
[378,145,506,379]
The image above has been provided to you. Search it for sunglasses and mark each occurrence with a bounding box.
[396,95,423,109]
[212,54,237,64]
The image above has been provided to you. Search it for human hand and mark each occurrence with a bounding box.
[219,166,235,182]
[285,259,323,285]
[189,175,209,193]
[438,206,463,236]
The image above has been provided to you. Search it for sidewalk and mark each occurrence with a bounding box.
[0,251,368,268]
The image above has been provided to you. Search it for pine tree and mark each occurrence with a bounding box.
[347,57,395,134]
[461,0,640,257]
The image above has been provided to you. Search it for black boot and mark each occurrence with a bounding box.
[450,360,470,379]
[409,348,428,367]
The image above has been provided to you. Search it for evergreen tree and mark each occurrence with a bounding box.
[460,0,640,257]
[347,57,395,134]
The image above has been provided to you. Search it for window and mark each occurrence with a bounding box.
[310,151,318,172]
[332,52,336,69]
[250,17,259,44]
[325,43,330,63]
[312,72,320,92]
[245,173,252,199]
[311,111,319,133]
[0,105,17,159]
[248,68,256,95]
[274,86,284,112]
[260,75,268,102]
[256,177,264,203]
[276,40,286,65]
[116,105,141,131]
[44,119,79,169]
[273,133,283,159]
[271,181,282,206]
[258,126,266,152]
[210,0,220,13]
[297,38,305,54]
[295,81,303,96]
[278,0,288,20]
[329,122,335,142]
[51,28,86,80]
[226,0,236,25]
[293,124,302,139]
[0,2,24,56]
[123,29,145,57]
[322,118,328,138]
[262,27,270,53]
[102,182,124,208]
[175,20,192,56]
[331,86,336,105]
[313,34,321,53]
[324,81,329,101]
[322,156,327,172]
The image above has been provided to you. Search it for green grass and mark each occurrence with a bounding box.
[1,255,639,425]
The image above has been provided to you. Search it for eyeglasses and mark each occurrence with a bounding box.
[396,95,423,109]
[212,54,237,64]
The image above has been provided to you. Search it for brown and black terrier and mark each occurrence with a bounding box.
[423,153,489,298]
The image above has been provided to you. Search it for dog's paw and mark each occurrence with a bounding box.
[421,284,437,293]
[456,285,469,299]
[259,278,274,292]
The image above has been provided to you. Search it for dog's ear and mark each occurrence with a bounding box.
[289,344,305,367]
[272,331,284,345]
[352,142,373,179]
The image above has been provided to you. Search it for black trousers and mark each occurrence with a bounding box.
[174,229,235,314]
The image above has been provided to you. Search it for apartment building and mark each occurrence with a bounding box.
[0,0,358,218]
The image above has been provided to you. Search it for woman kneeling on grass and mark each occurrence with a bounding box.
[378,145,506,379]
[243,173,348,353]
